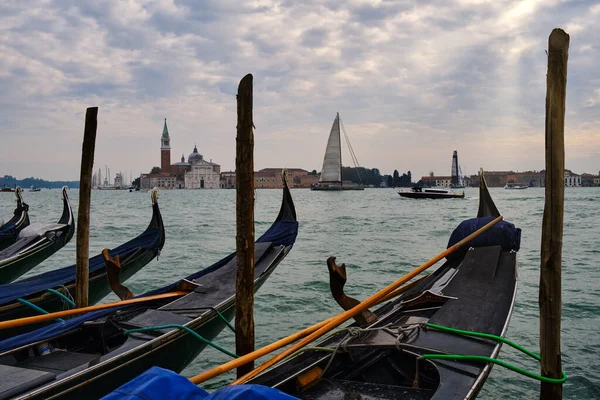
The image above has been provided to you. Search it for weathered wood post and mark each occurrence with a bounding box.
[235,74,255,377]
[75,107,98,308]
[540,28,569,400]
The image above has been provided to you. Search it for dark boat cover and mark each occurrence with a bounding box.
[446,216,521,260]
[101,366,297,400]
[0,218,298,353]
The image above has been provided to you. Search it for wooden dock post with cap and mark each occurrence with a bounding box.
[540,28,569,400]
[75,107,98,308]
[235,73,255,378]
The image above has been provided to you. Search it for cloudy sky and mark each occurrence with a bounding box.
[1,0,598,181]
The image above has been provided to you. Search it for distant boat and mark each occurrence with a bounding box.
[1,186,14,193]
[28,186,41,192]
[311,113,364,191]
[399,186,465,199]
[504,183,528,190]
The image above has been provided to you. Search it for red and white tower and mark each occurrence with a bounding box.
[161,118,171,173]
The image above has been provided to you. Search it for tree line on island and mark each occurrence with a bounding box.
[309,168,417,187]
[1,175,79,189]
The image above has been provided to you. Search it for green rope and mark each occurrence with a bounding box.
[201,307,235,333]
[423,323,567,384]
[17,298,64,322]
[123,324,238,359]
[46,288,76,308]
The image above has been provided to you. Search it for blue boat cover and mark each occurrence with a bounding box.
[0,220,18,240]
[102,366,298,400]
[0,227,162,307]
[446,216,521,260]
[0,220,298,353]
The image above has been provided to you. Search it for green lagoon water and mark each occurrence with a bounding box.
[2,187,599,398]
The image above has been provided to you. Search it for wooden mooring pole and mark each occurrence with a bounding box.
[235,74,255,378]
[75,107,98,308]
[540,28,569,400]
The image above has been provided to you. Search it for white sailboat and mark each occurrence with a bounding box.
[311,113,364,191]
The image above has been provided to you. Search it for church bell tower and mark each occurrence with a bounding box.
[161,118,171,173]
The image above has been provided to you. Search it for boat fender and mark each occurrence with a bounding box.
[446,216,521,260]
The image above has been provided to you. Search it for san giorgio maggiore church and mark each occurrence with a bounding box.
[140,119,221,189]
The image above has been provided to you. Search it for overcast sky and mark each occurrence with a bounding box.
[1,0,598,181]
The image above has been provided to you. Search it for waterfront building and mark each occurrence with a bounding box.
[114,173,123,189]
[564,170,581,187]
[254,168,308,188]
[184,146,220,189]
[421,175,452,187]
[299,174,319,188]
[220,171,236,189]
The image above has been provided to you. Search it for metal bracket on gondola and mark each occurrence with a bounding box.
[398,290,457,309]
[173,279,201,292]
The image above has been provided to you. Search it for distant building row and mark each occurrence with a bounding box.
[139,120,325,190]
[422,170,600,188]
[142,168,321,190]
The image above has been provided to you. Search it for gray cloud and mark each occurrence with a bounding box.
[0,0,598,181]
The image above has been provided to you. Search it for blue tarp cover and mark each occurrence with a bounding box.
[0,220,18,239]
[0,220,298,353]
[447,216,521,259]
[101,366,298,400]
[0,227,161,307]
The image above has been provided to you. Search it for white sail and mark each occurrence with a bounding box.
[319,113,342,183]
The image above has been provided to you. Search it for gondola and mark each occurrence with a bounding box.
[0,189,165,340]
[0,187,30,251]
[0,177,298,400]
[237,171,519,399]
[0,187,74,284]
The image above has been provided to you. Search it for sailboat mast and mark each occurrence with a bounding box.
[338,113,342,186]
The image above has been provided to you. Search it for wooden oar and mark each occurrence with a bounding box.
[0,291,189,331]
[231,215,503,385]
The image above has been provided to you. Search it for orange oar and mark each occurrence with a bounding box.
[0,291,188,331]
[232,215,503,385]
[190,274,428,385]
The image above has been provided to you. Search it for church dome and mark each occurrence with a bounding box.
[188,145,203,163]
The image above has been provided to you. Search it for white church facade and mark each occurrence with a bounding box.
[184,146,221,189]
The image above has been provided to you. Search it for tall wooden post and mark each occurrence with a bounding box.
[540,28,569,400]
[75,107,98,308]
[235,74,255,377]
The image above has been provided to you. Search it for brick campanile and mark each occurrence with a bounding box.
[161,118,171,173]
